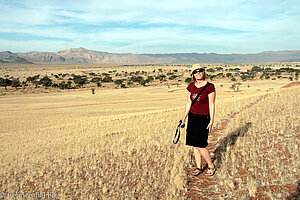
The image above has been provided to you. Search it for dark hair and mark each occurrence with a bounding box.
[192,69,206,81]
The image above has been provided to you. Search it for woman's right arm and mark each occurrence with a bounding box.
[181,92,192,125]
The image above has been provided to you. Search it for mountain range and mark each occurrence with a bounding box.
[1,48,300,64]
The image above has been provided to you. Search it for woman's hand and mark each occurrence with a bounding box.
[180,118,186,126]
[207,121,213,133]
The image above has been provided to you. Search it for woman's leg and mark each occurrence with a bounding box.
[199,148,214,168]
[192,147,205,176]
[194,147,202,169]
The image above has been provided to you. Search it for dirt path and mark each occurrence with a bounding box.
[185,94,269,199]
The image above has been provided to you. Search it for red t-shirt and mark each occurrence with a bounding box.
[187,82,215,115]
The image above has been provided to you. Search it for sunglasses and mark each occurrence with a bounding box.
[193,69,204,74]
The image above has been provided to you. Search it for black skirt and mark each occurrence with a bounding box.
[186,112,210,148]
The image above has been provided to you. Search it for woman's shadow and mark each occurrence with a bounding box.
[211,122,252,170]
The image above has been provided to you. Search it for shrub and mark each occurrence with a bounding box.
[241,75,248,81]
[0,78,12,90]
[169,75,178,80]
[72,75,87,86]
[58,81,67,89]
[226,73,233,77]
[11,79,21,89]
[39,76,52,87]
[131,76,144,83]
[251,66,263,72]
[114,79,123,85]
[102,76,113,83]
[185,77,192,83]
[139,80,148,86]
[217,73,224,77]
[91,77,102,83]
[146,76,154,82]
[209,75,217,80]
[26,75,39,82]
[155,74,166,81]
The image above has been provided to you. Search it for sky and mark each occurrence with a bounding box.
[0,0,300,54]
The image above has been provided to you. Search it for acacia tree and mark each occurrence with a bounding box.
[72,75,87,87]
[39,76,52,87]
[11,78,21,90]
[230,82,242,92]
[0,78,12,91]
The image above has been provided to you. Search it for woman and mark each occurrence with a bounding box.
[181,64,216,177]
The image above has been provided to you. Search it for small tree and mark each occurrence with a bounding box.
[230,82,242,92]
[102,76,113,83]
[58,81,67,89]
[73,75,87,87]
[226,73,233,78]
[207,68,215,72]
[241,75,248,81]
[209,75,217,80]
[11,78,21,90]
[91,77,101,83]
[131,76,144,83]
[114,79,123,86]
[169,75,178,80]
[157,74,166,81]
[39,76,52,87]
[0,78,12,91]
[26,75,39,82]
[251,66,263,72]
[185,77,193,83]
[146,76,154,82]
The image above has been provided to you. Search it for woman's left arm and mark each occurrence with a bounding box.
[207,92,216,133]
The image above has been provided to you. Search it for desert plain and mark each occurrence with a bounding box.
[0,63,299,199]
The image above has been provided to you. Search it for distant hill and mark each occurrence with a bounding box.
[17,47,175,64]
[1,48,300,64]
[0,51,33,64]
[143,51,300,63]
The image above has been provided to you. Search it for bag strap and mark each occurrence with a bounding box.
[173,120,185,144]
[191,82,212,107]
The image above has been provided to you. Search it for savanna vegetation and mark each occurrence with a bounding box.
[0,63,299,199]
[0,63,299,95]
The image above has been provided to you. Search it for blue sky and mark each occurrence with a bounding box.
[0,0,299,54]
